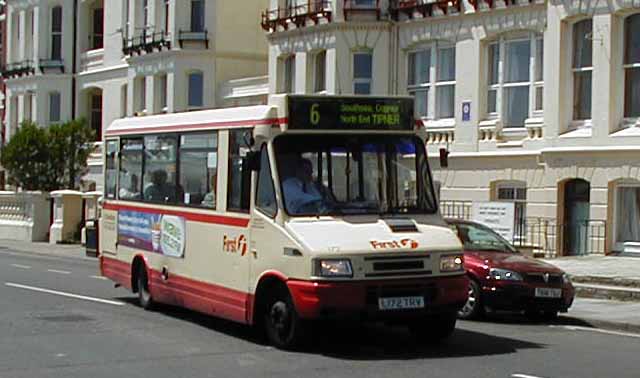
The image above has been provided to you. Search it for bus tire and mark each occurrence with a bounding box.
[409,312,457,343]
[136,265,154,310]
[263,285,306,350]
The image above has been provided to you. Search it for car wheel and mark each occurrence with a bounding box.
[409,312,457,343]
[263,286,307,350]
[458,279,483,320]
[137,265,154,310]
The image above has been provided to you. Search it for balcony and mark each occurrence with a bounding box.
[123,32,171,56]
[467,0,535,10]
[178,29,209,49]
[0,61,35,79]
[261,1,332,32]
[39,59,65,74]
[389,0,461,20]
[343,0,381,21]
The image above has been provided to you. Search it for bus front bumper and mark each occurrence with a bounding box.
[287,275,468,321]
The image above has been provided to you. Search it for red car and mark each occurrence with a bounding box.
[446,219,575,320]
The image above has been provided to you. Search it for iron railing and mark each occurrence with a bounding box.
[1,60,35,78]
[261,1,332,31]
[389,0,461,20]
[122,31,171,56]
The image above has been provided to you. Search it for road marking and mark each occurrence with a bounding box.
[11,264,31,269]
[553,325,640,339]
[5,282,125,306]
[90,275,108,280]
[512,374,546,378]
[47,269,71,275]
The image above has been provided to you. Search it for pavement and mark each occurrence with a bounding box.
[1,240,639,335]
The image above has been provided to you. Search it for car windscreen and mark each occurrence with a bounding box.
[454,222,517,253]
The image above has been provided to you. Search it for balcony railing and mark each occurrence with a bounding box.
[389,0,461,20]
[39,59,65,73]
[122,31,171,56]
[178,29,209,49]
[261,1,332,32]
[467,0,534,10]
[343,0,381,20]
[0,60,35,79]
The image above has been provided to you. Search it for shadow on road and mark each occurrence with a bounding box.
[116,297,545,360]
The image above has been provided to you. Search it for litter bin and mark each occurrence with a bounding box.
[85,219,99,257]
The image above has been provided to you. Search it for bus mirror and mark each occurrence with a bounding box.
[246,151,261,171]
[439,148,449,168]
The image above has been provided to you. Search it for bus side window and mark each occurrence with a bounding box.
[227,129,251,212]
[105,140,118,199]
[178,132,218,208]
[119,138,144,200]
[256,145,277,217]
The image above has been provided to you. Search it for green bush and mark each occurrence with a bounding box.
[0,120,96,191]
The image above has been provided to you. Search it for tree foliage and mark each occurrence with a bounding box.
[0,120,96,191]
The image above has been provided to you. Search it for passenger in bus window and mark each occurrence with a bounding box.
[201,174,217,208]
[144,169,177,203]
[282,158,327,214]
[119,174,140,199]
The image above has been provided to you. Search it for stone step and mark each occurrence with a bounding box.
[573,282,640,302]
[571,275,640,288]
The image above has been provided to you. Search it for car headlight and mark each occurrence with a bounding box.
[314,259,353,278]
[562,273,572,285]
[489,268,523,281]
[440,254,464,272]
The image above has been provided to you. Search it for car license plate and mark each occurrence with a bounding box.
[535,287,562,298]
[378,296,425,311]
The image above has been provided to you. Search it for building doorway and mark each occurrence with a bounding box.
[563,179,590,255]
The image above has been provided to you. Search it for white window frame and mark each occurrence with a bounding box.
[571,19,593,126]
[486,33,543,128]
[612,181,640,253]
[353,51,373,95]
[624,14,640,122]
[407,42,456,121]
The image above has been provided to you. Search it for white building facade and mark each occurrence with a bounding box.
[262,0,640,256]
[2,0,269,188]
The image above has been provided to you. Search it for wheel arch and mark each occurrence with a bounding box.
[131,254,149,293]
[250,270,289,326]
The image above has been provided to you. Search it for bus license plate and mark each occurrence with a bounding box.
[378,296,425,311]
[534,288,562,298]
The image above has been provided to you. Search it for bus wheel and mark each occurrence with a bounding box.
[136,265,154,310]
[409,312,457,343]
[263,286,305,350]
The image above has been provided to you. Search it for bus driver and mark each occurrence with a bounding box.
[282,158,328,214]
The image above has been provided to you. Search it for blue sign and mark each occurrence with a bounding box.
[117,210,187,258]
[462,101,471,122]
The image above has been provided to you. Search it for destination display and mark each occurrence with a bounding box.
[287,96,414,131]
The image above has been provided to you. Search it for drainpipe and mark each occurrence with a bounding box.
[71,0,78,119]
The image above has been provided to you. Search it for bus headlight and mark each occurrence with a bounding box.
[314,259,353,278]
[440,255,464,272]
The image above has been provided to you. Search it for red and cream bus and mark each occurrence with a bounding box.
[99,95,467,349]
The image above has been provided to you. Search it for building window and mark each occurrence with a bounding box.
[143,0,149,32]
[188,71,204,108]
[353,52,372,95]
[572,19,593,121]
[90,92,103,140]
[495,182,527,243]
[314,51,326,93]
[136,77,146,114]
[158,74,168,113]
[624,14,640,119]
[49,92,61,123]
[487,33,544,127]
[178,132,218,208]
[91,7,104,50]
[191,0,205,32]
[408,43,456,119]
[51,6,62,60]
[282,55,295,94]
[615,184,640,253]
[164,0,170,32]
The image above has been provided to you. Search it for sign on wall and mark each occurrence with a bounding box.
[118,210,186,258]
[462,101,471,122]
[470,202,516,241]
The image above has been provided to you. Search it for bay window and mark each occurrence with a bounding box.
[408,43,456,119]
[572,19,593,121]
[486,33,543,128]
[624,14,640,118]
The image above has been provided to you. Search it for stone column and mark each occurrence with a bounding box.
[18,10,27,61]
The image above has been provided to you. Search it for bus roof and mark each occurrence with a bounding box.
[105,105,278,137]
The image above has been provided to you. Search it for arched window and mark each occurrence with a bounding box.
[625,14,640,118]
[486,32,543,127]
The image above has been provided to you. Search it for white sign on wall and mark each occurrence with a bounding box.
[470,202,516,241]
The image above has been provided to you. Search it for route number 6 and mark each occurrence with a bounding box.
[310,104,320,126]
